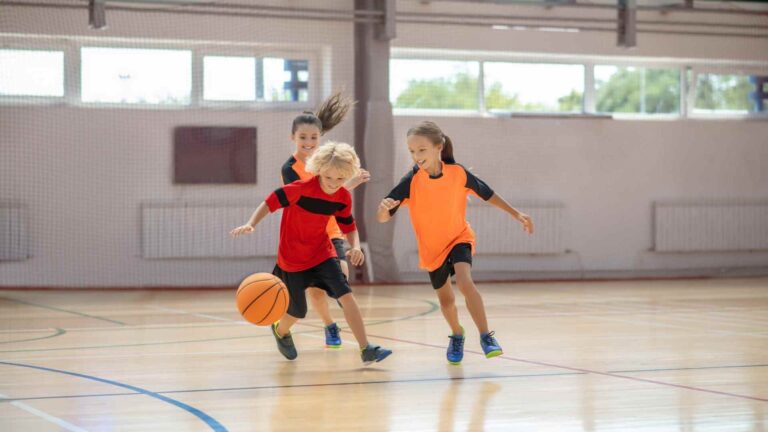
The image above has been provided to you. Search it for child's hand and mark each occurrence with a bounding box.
[378,198,400,213]
[347,169,371,189]
[346,247,365,267]
[230,224,254,238]
[517,213,534,234]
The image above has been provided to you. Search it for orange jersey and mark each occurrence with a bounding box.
[386,162,494,272]
[281,153,344,240]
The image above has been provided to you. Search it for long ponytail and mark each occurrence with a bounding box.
[291,92,355,135]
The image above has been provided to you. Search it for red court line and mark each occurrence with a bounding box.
[351,330,768,403]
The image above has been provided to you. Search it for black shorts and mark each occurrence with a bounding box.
[272,258,352,319]
[332,238,347,262]
[428,243,473,289]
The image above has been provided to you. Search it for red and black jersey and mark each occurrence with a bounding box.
[281,154,344,240]
[266,176,356,272]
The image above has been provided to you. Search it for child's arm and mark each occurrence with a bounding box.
[486,194,534,234]
[344,230,365,266]
[230,202,270,237]
[345,168,370,191]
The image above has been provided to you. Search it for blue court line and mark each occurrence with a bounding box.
[0,361,227,432]
[0,371,585,403]
[0,328,66,345]
[0,297,125,326]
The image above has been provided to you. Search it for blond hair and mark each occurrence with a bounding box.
[305,142,360,180]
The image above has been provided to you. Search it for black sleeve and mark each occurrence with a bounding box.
[462,165,494,201]
[280,160,301,185]
[384,168,416,216]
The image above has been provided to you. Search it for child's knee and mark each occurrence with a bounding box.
[307,287,326,300]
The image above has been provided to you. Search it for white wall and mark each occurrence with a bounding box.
[1,1,767,287]
[389,1,768,280]
[0,1,357,287]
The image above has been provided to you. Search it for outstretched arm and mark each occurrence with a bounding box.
[230,202,270,237]
[487,193,534,234]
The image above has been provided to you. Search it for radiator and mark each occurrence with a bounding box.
[466,201,565,255]
[0,204,29,261]
[654,201,768,252]
[141,203,280,259]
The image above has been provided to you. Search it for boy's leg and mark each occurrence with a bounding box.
[274,314,299,337]
[307,287,334,326]
[337,293,368,349]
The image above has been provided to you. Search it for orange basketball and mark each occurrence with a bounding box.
[236,272,289,326]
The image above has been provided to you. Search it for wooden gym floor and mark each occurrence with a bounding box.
[0,277,766,431]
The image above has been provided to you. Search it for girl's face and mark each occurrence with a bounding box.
[318,166,348,194]
[407,134,442,171]
[291,124,321,161]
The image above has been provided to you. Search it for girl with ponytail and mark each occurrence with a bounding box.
[377,120,533,365]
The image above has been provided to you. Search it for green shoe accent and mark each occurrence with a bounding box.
[485,349,503,359]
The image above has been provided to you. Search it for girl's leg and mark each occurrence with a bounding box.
[307,287,334,326]
[435,279,463,335]
[453,263,489,335]
[336,293,369,349]
[274,313,299,337]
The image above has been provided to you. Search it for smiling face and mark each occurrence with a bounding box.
[407,134,442,173]
[291,124,321,161]
[318,166,349,194]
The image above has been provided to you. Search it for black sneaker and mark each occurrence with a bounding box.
[360,344,392,365]
[271,322,297,360]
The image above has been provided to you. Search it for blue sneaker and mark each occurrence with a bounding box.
[324,322,342,349]
[447,328,465,365]
[480,331,503,358]
[361,344,392,365]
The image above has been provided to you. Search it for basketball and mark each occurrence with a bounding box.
[236,272,289,326]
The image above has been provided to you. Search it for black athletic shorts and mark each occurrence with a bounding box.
[332,238,347,263]
[428,243,473,289]
[272,258,352,319]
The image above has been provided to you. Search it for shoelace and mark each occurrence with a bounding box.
[327,325,340,339]
[482,331,498,346]
[449,335,464,353]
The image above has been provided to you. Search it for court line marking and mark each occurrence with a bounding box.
[0,328,66,345]
[4,361,768,404]
[358,331,768,403]
[0,299,439,354]
[0,361,227,432]
[0,371,585,403]
[0,391,88,431]
[0,297,125,326]
[146,305,241,323]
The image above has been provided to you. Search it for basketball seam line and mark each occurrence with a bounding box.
[241,280,283,316]
[236,277,276,297]
[255,287,284,325]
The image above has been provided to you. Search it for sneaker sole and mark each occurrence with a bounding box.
[363,350,392,365]
[448,360,462,365]
[485,350,503,359]
[325,344,342,350]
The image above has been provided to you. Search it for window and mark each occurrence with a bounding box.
[0,49,64,97]
[484,62,584,113]
[390,59,480,110]
[203,56,256,102]
[81,47,191,105]
[595,66,680,114]
[693,73,764,114]
[261,57,309,102]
